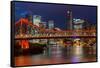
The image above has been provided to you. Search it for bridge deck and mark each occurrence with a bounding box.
[15,36,96,40]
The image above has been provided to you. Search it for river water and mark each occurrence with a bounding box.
[15,43,96,66]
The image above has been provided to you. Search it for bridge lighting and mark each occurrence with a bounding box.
[19,40,29,49]
[15,18,96,39]
[20,34,23,37]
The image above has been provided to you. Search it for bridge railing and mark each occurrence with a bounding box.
[15,29,96,38]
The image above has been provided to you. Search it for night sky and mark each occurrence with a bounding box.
[14,2,97,29]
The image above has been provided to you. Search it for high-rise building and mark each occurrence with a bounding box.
[33,15,41,26]
[42,22,47,28]
[66,10,73,30]
[48,20,54,29]
[73,18,84,30]
[38,22,47,29]
[39,23,44,28]
[73,18,85,37]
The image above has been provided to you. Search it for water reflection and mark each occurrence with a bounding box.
[15,38,96,66]
[71,46,83,63]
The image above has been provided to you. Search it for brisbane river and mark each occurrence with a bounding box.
[15,40,96,66]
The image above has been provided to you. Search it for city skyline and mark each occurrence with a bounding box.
[14,2,97,29]
[12,1,97,67]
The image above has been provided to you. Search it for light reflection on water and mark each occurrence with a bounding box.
[15,41,96,66]
[71,46,84,63]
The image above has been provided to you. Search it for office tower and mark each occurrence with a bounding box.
[73,18,84,30]
[48,20,54,29]
[33,15,41,26]
[66,10,73,30]
[42,22,47,28]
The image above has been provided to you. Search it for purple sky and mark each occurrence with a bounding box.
[13,1,97,29]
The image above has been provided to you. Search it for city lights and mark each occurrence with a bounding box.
[13,1,97,67]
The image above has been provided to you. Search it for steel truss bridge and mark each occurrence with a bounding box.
[15,18,96,40]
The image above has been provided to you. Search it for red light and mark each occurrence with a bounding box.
[19,40,29,49]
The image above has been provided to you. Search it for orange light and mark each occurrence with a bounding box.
[19,40,29,49]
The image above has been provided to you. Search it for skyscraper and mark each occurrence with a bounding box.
[42,22,47,28]
[73,18,84,30]
[73,18,84,36]
[66,10,73,30]
[48,20,54,29]
[33,15,41,26]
